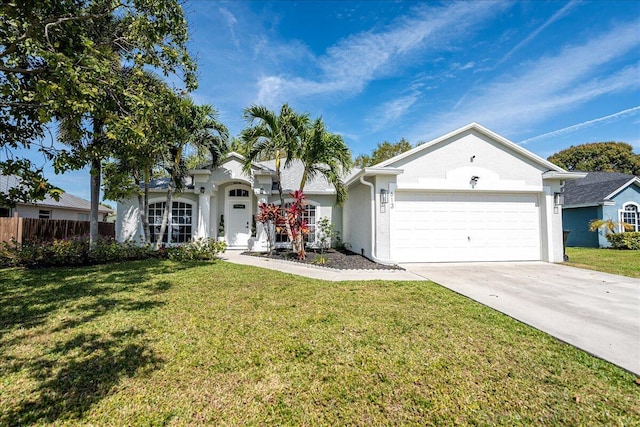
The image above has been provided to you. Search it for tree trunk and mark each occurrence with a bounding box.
[89,157,101,249]
[141,168,151,243]
[276,165,298,254]
[155,182,174,250]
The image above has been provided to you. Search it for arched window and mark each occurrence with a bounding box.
[148,201,193,243]
[620,203,639,232]
[229,188,249,197]
[274,203,317,244]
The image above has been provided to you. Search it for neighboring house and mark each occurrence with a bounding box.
[0,174,114,221]
[562,171,640,247]
[117,123,583,263]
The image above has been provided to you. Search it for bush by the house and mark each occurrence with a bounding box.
[166,238,227,261]
[605,232,640,250]
[0,237,226,268]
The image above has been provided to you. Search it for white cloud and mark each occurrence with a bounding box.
[495,0,579,67]
[366,94,419,132]
[519,106,640,145]
[219,7,239,47]
[408,20,640,140]
[255,1,507,106]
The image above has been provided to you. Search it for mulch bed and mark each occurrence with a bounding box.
[242,248,404,270]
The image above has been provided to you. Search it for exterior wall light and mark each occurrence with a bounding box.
[470,176,479,184]
[380,188,388,204]
[554,192,564,206]
[200,186,206,194]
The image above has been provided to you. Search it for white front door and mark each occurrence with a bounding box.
[391,192,542,262]
[226,186,252,248]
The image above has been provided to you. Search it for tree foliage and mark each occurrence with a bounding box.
[354,138,412,168]
[297,118,352,205]
[1,0,196,205]
[547,142,640,175]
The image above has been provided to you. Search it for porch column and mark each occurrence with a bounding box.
[196,193,211,239]
[252,188,269,251]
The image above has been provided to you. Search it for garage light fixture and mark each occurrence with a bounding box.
[380,189,388,204]
[554,192,564,206]
[470,176,479,183]
[199,186,206,194]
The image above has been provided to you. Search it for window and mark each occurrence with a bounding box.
[229,188,249,197]
[148,201,193,243]
[620,203,639,232]
[274,203,317,244]
[39,210,51,219]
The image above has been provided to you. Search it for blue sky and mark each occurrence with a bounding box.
[33,1,640,201]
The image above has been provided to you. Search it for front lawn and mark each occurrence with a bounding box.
[1,260,638,425]
[565,247,640,278]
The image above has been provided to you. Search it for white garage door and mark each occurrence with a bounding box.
[391,192,541,262]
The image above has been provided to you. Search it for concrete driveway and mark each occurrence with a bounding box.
[401,262,640,376]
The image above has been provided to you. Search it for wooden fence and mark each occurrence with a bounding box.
[0,214,115,244]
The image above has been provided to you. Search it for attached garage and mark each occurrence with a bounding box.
[343,123,585,264]
[391,191,542,262]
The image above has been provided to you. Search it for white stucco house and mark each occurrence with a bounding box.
[116,123,584,263]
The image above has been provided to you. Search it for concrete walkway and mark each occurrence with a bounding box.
[221,251,640,375]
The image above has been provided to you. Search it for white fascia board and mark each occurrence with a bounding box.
[542,171,588,180]
[375,122,568,172]
[344,167,404,186]
[603,177,640,200]
[189,169,211,176]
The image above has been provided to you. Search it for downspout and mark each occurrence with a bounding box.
[359,175,395,266]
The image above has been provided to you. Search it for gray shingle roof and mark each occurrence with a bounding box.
[1,174,113,213]
[256,159,337,193]
[563,171,638,207]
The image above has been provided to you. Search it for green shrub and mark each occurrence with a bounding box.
[606,232,640,250]
[0,237,225,268]
[166,238,227,261]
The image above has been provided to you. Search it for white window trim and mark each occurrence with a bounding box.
[147,198,195,244]
[618,202,639,232]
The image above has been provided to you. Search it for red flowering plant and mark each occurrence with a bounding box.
[256,190,311,259]
[255,202,280,255]
[284,190,310,260]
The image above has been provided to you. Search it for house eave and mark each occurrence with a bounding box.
[542,171,587,180]
[602,177,640,200]
[345,167,404,186]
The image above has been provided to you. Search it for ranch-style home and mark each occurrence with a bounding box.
[116,123,584,263]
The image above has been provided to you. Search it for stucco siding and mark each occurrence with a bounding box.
[343,181,372,258]
[389,130,547,191]
[563,206,599,247]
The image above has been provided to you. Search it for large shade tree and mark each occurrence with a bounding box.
[1,0,196,245]
[548,142,640,175]
[102,71,183,243]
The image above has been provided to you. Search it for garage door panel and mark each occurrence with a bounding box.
[391,192,541,262]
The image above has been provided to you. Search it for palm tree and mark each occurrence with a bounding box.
[154,98,229,248]
[297,117,352,205]
[241,104,309,207]
[589,218,634,234]
[241,104,309,247]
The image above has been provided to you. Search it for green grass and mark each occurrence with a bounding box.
[1,260,638,426]
[565,247,640,278]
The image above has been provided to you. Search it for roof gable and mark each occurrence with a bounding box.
[376,122,566,172]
